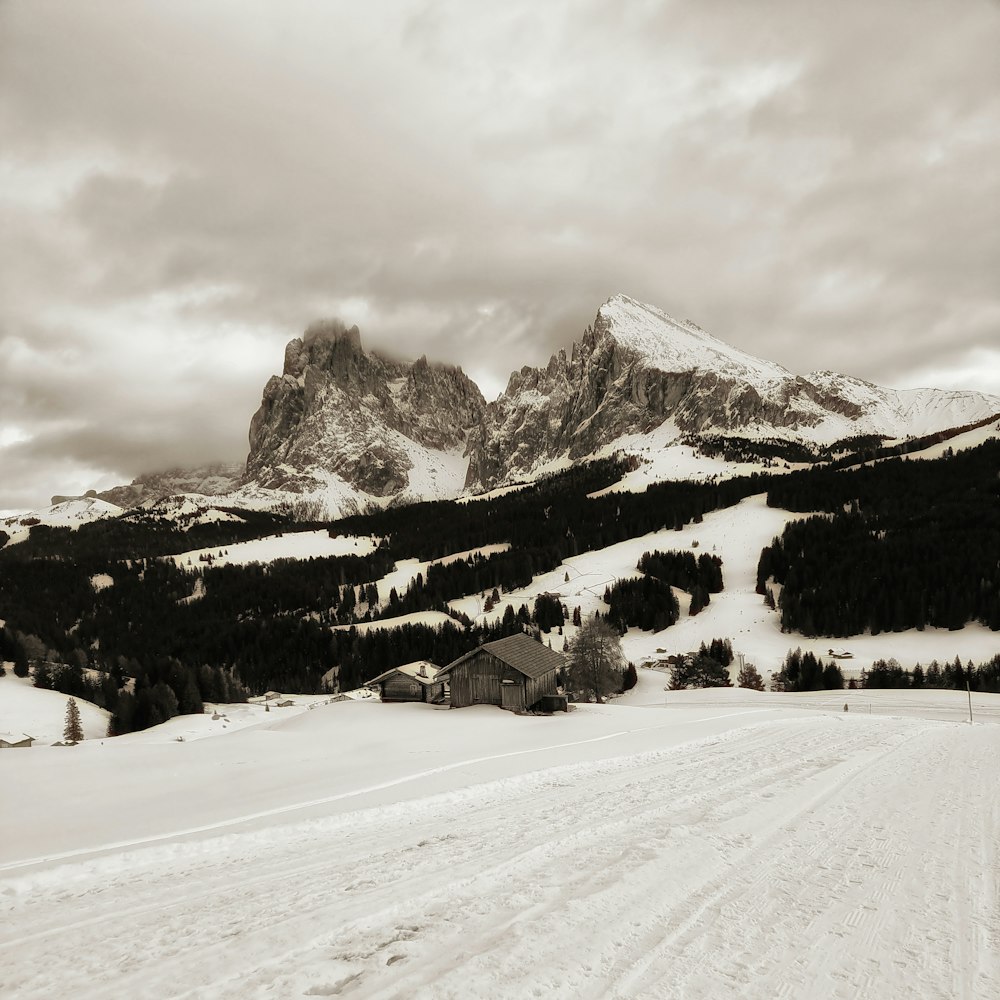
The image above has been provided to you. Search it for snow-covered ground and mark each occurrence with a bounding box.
[450,493,1000,677]
[167,529,378,568]
[334,610,459,634]
[1,685,997,999]
[355,543,512,614]
[879,415,1000,463]
[0,674,109,743]
[586,420,808,495]
[0,496,123,546]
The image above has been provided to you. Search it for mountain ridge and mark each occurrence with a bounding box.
[82,295,999,515]
[463,295,1000,489]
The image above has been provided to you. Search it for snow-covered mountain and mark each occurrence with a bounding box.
[1,495,124,546]
[95,463,243,508]
[465,294,1000,489]
[78,296,999,515]
[239,319,486,512]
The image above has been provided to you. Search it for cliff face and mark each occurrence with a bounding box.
[92,298,1000,513]
[96,463,244,508]
[465,295,1000,489]
[244,319,486,499]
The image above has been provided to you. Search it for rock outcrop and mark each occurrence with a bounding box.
[244,319,486,500]
[96,463,244,508]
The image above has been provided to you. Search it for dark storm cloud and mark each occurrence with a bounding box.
[1,0,998,509]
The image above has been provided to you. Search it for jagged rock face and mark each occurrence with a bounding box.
[245,319,485,497]
[96,463,244,508]
[466,295,1000,489]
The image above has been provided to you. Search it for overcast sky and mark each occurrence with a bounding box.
[2,0,999,511]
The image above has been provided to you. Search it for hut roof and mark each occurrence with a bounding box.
[441,632,564,680]
[368,660,442,687]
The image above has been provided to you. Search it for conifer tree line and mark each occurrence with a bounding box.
[603,577,680,632]
[770,648,845,691]
[758,441,1000,635]
[861,655,1000,693]
[2,506,289,562]
[0,459,766,716]
[2,443,998,734]
[601,549,725,632]
[666,638,735,689]
[638,549,723,615]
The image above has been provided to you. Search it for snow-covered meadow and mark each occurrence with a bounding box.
[1,677,998,999]
[168,529,378,568]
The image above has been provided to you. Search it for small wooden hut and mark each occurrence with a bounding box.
[369,661,446,704]
[440,632,563,712]
[0,732,34,749]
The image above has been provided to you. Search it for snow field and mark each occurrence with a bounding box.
[450,493,1000,677]
[0,674,109,743]
[0,496,122,546]
[334,610,459,634]
[1,702,997,999]
[348,543,511,617]
[168,529,378,568]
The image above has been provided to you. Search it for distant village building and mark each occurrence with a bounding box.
[369,660,447,704]
[440,632,563,712]
[0,732,34,749]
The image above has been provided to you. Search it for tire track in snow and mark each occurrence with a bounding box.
[0,708,771,876]
[2,717,997,1000]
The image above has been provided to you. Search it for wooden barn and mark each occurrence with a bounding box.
[368,661,447,704]
[440,632,563,712]
[0,732,34,749]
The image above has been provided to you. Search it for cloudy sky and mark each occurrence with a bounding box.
[2,0,999,511]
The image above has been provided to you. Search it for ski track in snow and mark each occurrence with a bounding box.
[2,716,997,1000]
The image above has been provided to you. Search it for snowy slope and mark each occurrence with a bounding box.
[167,529,377,568]
[0,694,997,999]
[600,294,791,385]
[333,610,459,634]
[1,496,123,546]
[0,674,109,743]
[450,494,1000,677]
[805,373,1000,441]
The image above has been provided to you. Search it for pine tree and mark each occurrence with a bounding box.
[63,697,84,743]
[737,663,765,691]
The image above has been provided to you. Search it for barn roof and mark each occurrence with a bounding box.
[441,632,565,680]
[368,660,442,686]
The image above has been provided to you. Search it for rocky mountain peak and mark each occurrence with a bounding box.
[464,294,1000,491]
[243,319,486,504]
[594,294,792,386]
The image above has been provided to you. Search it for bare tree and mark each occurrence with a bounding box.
[567,616,625,703]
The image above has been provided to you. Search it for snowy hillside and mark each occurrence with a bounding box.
[599,294,792,386]
[449,492,1000,678]
[0,674,109,743]
[1,691,997,998]
[167,529,378,569]
[1,496,123,546]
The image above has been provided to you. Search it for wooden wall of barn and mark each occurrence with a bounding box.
[448,651,556,710]
[382,674,424,702]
